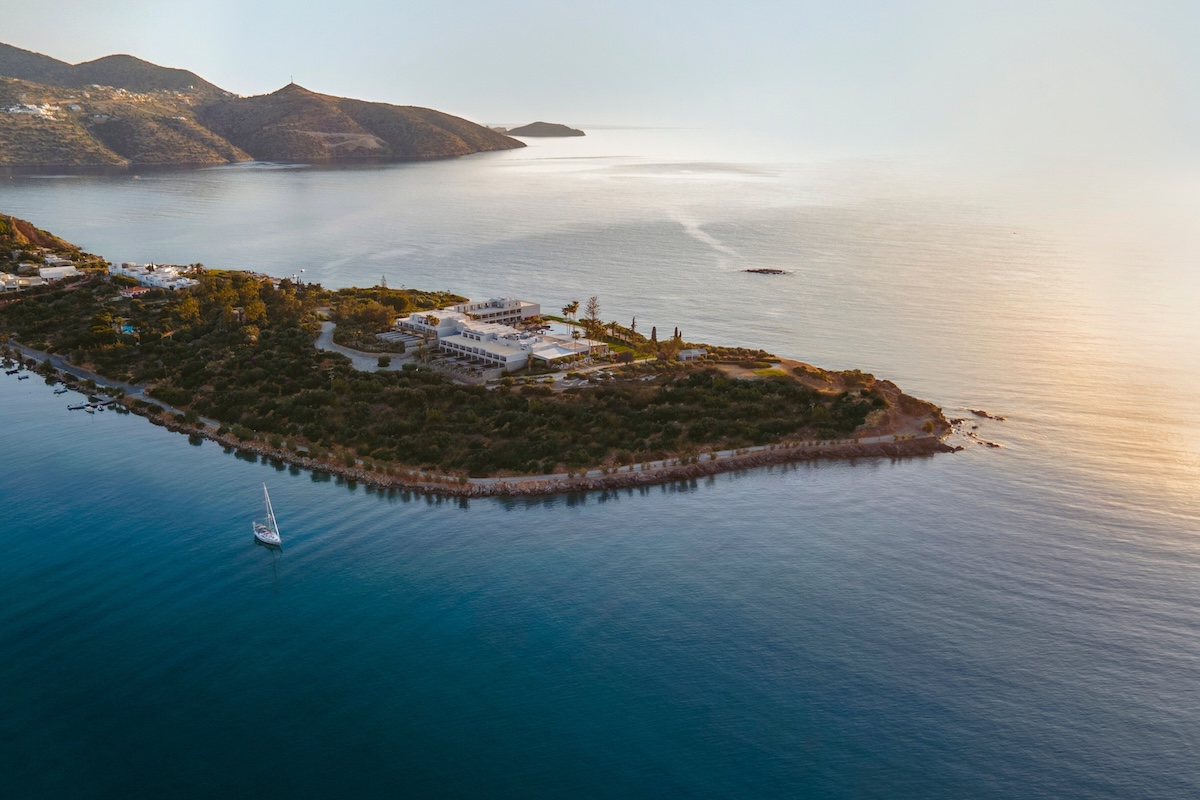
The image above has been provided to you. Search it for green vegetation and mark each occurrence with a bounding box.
[0,270,889,478]
[331,286,464,351]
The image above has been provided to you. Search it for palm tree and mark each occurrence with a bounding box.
[562,301,580,359]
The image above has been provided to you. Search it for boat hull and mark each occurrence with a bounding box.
[252,523,281,548]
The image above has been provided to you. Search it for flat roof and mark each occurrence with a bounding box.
[441,333,527,359]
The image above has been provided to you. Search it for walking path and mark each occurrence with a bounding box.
[469,432,932,486]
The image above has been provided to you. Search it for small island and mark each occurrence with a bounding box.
[501,121,585,137]
[0,213,954,496]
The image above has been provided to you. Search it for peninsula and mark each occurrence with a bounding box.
[0,214,953,496]
[0,42,522,167]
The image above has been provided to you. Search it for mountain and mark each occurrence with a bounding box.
[0,42,523,167]
[69,54,224,96]
[0,43,73,86]
[505,121,585,137]
[198,84,523,160]
[0,43,221,96]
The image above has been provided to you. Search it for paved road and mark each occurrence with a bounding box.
[4,338,219,426]
[315,322,411,372]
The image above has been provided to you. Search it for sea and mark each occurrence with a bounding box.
[1,131,1198,798]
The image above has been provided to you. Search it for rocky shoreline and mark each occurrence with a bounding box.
[145,406,956,498]
[6,339,956,499]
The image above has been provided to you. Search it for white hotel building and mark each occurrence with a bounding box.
[397,297,607,371]
[108,262,200,291]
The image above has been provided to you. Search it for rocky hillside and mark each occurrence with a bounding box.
[198,84,523,160]
[0,42,523,167]
[0,212,78,253]
[0,43,221,96]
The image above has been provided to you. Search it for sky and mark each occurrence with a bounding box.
[1,1,1198,163]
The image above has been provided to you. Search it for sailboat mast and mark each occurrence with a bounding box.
[263,483,279,534]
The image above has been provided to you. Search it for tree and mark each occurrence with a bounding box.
[630,317,637,335]
[650,326,657,347]
[562,300,580,358]
[584,296,601,337]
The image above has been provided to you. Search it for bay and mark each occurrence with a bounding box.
[1,130,1198,798]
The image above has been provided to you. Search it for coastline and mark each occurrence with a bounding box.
[159,413,956,498]
[5,336,956,498]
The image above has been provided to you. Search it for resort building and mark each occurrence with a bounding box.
[108,262,200,291]
[439,321,531,370]
[396,297,607,372]
[452,297,541,325]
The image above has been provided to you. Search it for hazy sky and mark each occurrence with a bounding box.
[2,1,1197,161]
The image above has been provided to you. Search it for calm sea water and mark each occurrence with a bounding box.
[2,131,1198,798]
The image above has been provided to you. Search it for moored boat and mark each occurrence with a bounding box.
[253,483,282,548]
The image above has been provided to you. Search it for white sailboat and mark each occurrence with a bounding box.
[253,483,282,547]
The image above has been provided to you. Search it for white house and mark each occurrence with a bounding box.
[39,265,80,281]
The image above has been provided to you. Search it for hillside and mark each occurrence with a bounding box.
[0,212,78,253]
[70,54,224,96]
[0,43,222,96]
[0,76,246,166]
[0,42,523,167]
[197,84,524,160]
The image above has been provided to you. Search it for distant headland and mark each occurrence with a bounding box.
[495,121,585,137]
[0,213,955,497]
[0,41,523,168]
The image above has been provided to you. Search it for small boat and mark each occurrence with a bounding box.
[67,402,89,410]
[54,387,68,395]
[252,483,282,548]
[5,368,20,375]
[85,406,95,414]
[17,374,29,380]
